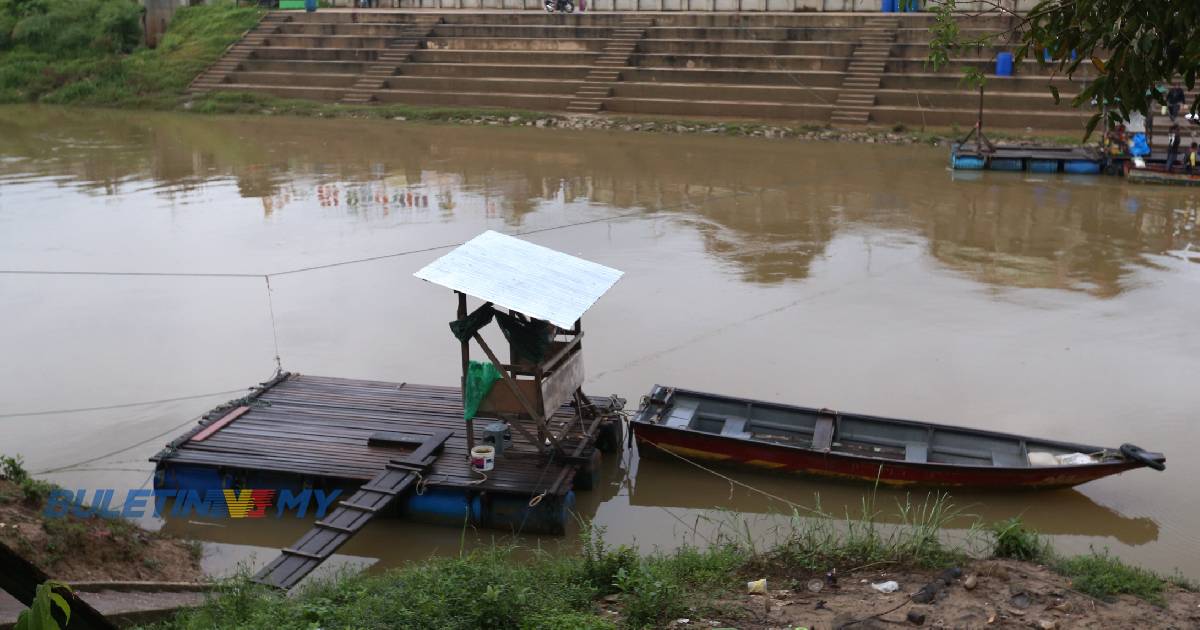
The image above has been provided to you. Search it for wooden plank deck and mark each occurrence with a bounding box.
[153,373,596,496]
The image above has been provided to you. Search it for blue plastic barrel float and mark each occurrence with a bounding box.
[305,0,317,11]
[881,0,897,12]
[995,52,1014,77]
[952,154,986,170]
[1027,159,1058,173]
[990,158,1024,171]
[1063,160,1101,174]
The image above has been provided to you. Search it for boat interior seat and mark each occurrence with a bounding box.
[720,417,752,439]
[812,416,835,452]
[905,442,928,463]
[991,450,1026,468]
[664,400,699,429]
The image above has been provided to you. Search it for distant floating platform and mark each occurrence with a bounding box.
[151,373,620,534]
[951,143,1104,174]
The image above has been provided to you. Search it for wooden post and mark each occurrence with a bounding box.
[458,291,474,452]
[0,540,117,630]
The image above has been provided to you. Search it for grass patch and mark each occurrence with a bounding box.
[0,0,262,106]
[0,454,55,506]
[762,491,974,577]
[160,528,742,630]
[1054,549,1167,604]
[989,516,1051,562]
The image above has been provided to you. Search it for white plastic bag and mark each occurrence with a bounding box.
[871,580,899,593]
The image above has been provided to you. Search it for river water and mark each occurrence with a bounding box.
[1,105,1197,580]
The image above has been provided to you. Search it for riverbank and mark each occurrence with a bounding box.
[0,456,202,582]
[2,459,1196,628]
[0,2,1083,148]
[155,512,1199,630]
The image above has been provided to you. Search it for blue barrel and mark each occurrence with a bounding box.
[952,154,986,170]
[1063,160,1100,175]
[990,158,1024,172]
[1028,159,1058,173]
[995,52,1013,77]
[304,0,317,12]
[881,0,897,12]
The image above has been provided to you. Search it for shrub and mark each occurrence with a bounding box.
[8,0,141,54]
[1055,549,1165,604]
[989,517,1049,562]
[614,562,684,629]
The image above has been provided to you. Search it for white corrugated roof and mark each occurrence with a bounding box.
[413,231,623,329]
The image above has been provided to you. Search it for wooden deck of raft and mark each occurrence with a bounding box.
[154,373,598,497]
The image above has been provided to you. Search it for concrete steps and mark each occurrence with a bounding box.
[830,18,898,127]
[567,15,653,114]
[342,15,441,104]
[187,11,1093,132]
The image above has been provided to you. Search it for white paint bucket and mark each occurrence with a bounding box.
[470,445,495,472]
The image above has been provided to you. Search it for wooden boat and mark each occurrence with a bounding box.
[630,385,1165,489]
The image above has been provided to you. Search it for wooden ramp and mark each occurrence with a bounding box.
[253,429,452,590]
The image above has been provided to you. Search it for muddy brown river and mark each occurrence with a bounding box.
[1,106,1197,581]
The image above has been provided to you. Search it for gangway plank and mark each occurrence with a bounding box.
[252,429,453,590]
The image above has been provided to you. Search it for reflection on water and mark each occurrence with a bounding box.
[1,105,1198,578]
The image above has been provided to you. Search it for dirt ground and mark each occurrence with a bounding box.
[0,480,201,582]
[651,559,1200,630]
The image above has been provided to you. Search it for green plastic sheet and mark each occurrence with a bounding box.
[463,360,502,421]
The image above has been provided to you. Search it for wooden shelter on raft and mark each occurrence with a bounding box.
[152,230,626,591]
[413,230,626,461]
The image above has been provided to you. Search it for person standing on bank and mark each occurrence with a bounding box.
[1165,124,1182,172]
[1167,83,1186,123]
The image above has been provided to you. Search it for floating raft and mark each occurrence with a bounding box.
[152,373,617,535]
[1127,168,1200,187]
[951,143,1103,174]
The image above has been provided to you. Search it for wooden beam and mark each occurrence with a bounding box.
[472,332,564,455]
[457,291,474,452]
[541,332,584,372]
[0,540,117,629]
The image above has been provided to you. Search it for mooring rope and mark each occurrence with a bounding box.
[641,438,822,516]
[0,388,249,420]
[264,275,284,374]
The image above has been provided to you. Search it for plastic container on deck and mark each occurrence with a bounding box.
[881,0,897,12]
[995,52,1014,77]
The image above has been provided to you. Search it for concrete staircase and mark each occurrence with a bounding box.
[188,13,292,94]
[567,15,654,114]
[342,14,442,104]
[189,11,1097,132]
[830,16,897,126]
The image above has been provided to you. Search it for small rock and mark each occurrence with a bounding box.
[602,594,619,603]
[964,575,978,590]
[1050,600,1072,613]
[1034,620,1056,630]
[807,579,824,593]
[392,116,406,121]
[1009,592,1031,610]
[906,609,927,625]
[508,116,519,122]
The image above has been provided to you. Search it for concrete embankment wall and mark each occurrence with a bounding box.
[189,10,1091,132]
[326,1,1040,11]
